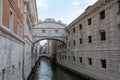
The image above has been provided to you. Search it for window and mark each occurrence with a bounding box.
[42,30,45,33]
[18,21,22,38]
[73,40,76,46]
[88,58,92,65]
[100,31,106,41]
[79,24,82,30]
[80,38,82,44]
[73,56,75,62]
[100,10,105,19]
[79,57,82,63]
[55,30,58,33]
[88,18,91,25]
[88,36,92,43]
[101,59,106,68]
[9,10,14,31]
[73,28,75,33]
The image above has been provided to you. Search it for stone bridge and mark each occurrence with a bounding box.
[32,18,67,44]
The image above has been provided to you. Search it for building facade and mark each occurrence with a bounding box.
[48,40,57,63]
[23,0,38,80]
[56,0,120,80]
[40,42,49,57]
[0,0,24,80]
[0,0,39,80]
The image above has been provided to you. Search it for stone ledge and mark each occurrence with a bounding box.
[0,25,24,44]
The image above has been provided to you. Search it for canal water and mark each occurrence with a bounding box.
[31,58,89,80]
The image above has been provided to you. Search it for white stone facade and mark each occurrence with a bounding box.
[0,27,24,80]
[24,0,38,80]
[48,40,57,62]
[33,18,66,43]
[57,0,120,80]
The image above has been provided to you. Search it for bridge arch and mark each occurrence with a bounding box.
[33,37,66,45]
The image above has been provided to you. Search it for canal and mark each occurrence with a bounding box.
[31,58,90,80]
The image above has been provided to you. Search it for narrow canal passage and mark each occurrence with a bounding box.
[31,58,89,80]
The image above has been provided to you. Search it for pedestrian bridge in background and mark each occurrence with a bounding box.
[32,18,67,44]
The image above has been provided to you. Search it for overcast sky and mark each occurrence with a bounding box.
[36,0,98,25]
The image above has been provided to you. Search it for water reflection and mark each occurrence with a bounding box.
[32,58,89,80]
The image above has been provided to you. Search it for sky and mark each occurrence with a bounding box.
[36,0,98,45]
[40,40,47,45]
[36,0,98,25]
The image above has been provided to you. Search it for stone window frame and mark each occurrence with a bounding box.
[9,9,14,32]
[17,20,22,38]
[0,0,2,25]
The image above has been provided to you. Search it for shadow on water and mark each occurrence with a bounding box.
[31,57,90,80]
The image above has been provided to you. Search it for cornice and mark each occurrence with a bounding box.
[66,0,117,30]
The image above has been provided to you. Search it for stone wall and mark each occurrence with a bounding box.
[57,0,120,80]
[0,29,24,80]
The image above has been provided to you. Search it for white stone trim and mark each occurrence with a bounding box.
[0,0,2,25]
[9,8,14,32]
[0,25,24,43]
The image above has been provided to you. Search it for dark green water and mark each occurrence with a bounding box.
[31,58,89,80]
